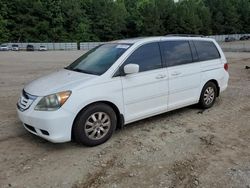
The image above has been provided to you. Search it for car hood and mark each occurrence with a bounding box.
[24,69,96,96]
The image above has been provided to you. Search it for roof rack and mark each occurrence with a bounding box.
[166,34,205,37]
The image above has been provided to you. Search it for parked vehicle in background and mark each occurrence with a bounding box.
[240,36,250,40]
[11,44,19,51]
[39,45,47,51]
[0,44,9,51]
[26,45,35,51]
[17,36,229,146]
[225,37,236,42]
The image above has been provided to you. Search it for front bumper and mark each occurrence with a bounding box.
[17,106,75,143]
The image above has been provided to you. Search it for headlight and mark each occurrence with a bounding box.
[35,91,71,111]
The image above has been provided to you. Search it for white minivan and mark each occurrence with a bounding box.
[17,36,229,146]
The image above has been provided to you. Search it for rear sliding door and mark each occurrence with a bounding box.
[160,40,201,110]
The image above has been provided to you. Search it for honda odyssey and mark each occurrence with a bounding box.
[17,36,229,146]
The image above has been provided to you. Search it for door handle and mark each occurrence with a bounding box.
[171,72,181,76]
[156,74,166,79]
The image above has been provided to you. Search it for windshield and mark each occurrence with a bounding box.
[66,43,131,75]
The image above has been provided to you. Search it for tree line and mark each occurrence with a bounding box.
[0,0,249,43]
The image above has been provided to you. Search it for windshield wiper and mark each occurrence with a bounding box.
[73,68,86,73]
[64,67,86,73]
[65,67,99,75]
[73,68,98,75]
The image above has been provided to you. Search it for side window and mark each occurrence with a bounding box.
[160,41,193,67]
[123,42,162,72]
[194,41,220,61]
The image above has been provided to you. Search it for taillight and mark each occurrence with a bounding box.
[224,63,229,71]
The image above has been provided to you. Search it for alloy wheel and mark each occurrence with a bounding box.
[203,86,215,105]
[84,112,111,140]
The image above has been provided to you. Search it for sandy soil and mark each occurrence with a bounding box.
[0,51,249,188]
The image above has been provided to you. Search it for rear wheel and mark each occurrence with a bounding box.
[73,103,117,146]
[199,82,218,109]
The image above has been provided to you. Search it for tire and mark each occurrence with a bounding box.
[199,82,218,109]
[73,103,117,146]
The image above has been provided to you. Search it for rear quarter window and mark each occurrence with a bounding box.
[194,41,221,61]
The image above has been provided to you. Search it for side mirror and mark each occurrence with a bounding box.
[124,64,139,75]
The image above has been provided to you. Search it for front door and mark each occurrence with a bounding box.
[120,42,169,123]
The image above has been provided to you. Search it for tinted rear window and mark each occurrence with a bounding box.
[194,41,220,61]
[160,41,193,67]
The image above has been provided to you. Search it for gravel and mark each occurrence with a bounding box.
[0,51,249,188]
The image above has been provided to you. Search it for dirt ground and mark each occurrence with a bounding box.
[0,51,249,188]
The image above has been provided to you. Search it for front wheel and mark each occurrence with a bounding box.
[73,103,117,146]
[199,82,218,109]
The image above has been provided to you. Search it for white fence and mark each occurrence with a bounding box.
[5,42,103,51]
[219,42,250,52]
[80,42,106,50]
[2,34,250,51]
[207,34,250,42]
[6,42,77,50]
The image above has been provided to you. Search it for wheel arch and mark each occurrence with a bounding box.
[203,79,220,97]
[71,101,124,140]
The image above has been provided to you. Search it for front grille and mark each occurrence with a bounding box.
[17,90,37,111]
